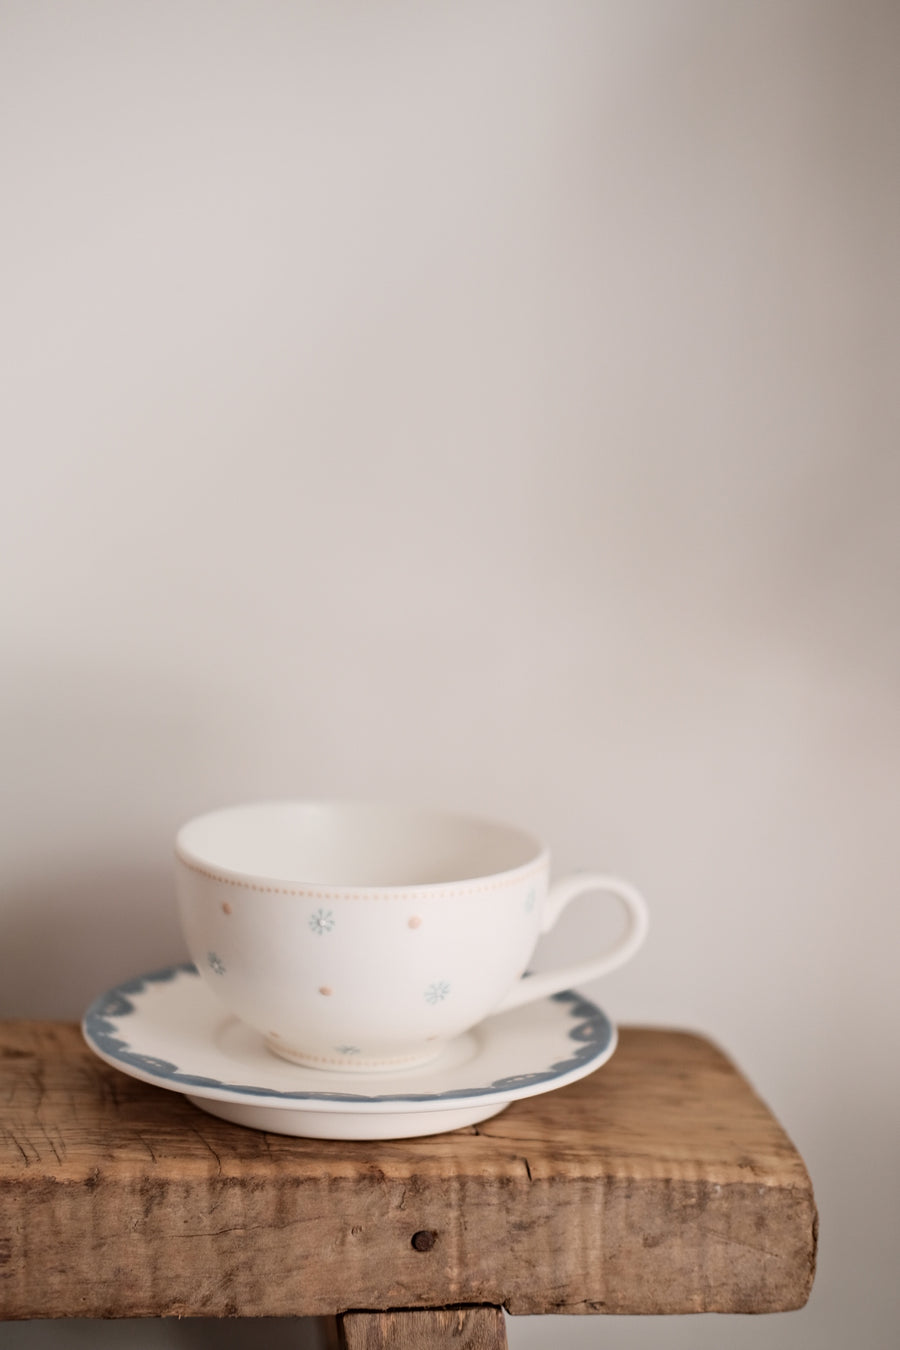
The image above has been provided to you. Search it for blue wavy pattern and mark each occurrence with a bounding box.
[83,964,613,1103]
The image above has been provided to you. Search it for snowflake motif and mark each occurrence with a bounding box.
[336,1045,360,1056]
[308,908,335,936]
[425,981,450,1005]
[524,887,537,914]
[207,951,226,976]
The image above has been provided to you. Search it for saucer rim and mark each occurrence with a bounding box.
[82,963,617,1115]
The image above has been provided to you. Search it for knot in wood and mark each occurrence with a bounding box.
[411,1229,437,1252]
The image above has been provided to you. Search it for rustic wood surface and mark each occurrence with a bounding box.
[0,1022,816,1320]
[337,1307,508,1349]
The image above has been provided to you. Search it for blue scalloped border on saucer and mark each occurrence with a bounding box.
[82,964,614,1104]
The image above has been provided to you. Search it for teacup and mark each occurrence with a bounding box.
[175,801,648,1072]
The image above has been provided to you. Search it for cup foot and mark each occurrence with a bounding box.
[264,1036,444,1073]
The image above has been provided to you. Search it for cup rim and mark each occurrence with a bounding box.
[174,799,550,895]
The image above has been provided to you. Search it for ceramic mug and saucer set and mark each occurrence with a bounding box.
[83,802,649,1139]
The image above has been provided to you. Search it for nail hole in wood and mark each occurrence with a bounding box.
[411,1230,437,1252]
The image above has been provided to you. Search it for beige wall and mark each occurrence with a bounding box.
[2,3,898,1347]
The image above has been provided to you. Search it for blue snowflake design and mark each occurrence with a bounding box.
[207,951,226,976]
[336,1045,360,1057]
[82,965,615,1104]
[524,887,537,913]
[424,980,450,1004]
[308,908,335,936]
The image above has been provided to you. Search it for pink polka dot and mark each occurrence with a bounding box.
[319,986,333,997]
[408,916,422,929]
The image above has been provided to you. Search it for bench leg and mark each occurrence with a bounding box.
[323,1306,508,1349]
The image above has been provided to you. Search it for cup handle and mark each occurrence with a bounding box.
[493,873,649,1014]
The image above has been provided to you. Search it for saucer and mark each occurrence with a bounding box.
[82,964,617,1140]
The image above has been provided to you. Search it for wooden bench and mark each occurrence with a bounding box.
[0,1022,817,1347]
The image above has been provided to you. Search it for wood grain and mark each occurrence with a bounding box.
[338,1307,507,1349]
[0,1022,817,1320]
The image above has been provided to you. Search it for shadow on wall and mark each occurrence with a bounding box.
[0,660,203,1020]
[0,653,303,1021]
[0,863,186,1021]
[1,1319,330,1350]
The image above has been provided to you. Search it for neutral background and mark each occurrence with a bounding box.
[2,2,898,1348]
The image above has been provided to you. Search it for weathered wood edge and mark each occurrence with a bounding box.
[0,1021,817,1319]
[336,1306,508,1349]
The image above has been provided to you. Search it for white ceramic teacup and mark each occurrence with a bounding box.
[175,801,648,1072]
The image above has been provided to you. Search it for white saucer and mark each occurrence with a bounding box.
[82,964,617,1140]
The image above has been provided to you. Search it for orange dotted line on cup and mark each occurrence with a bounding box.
[177,852,546,899]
